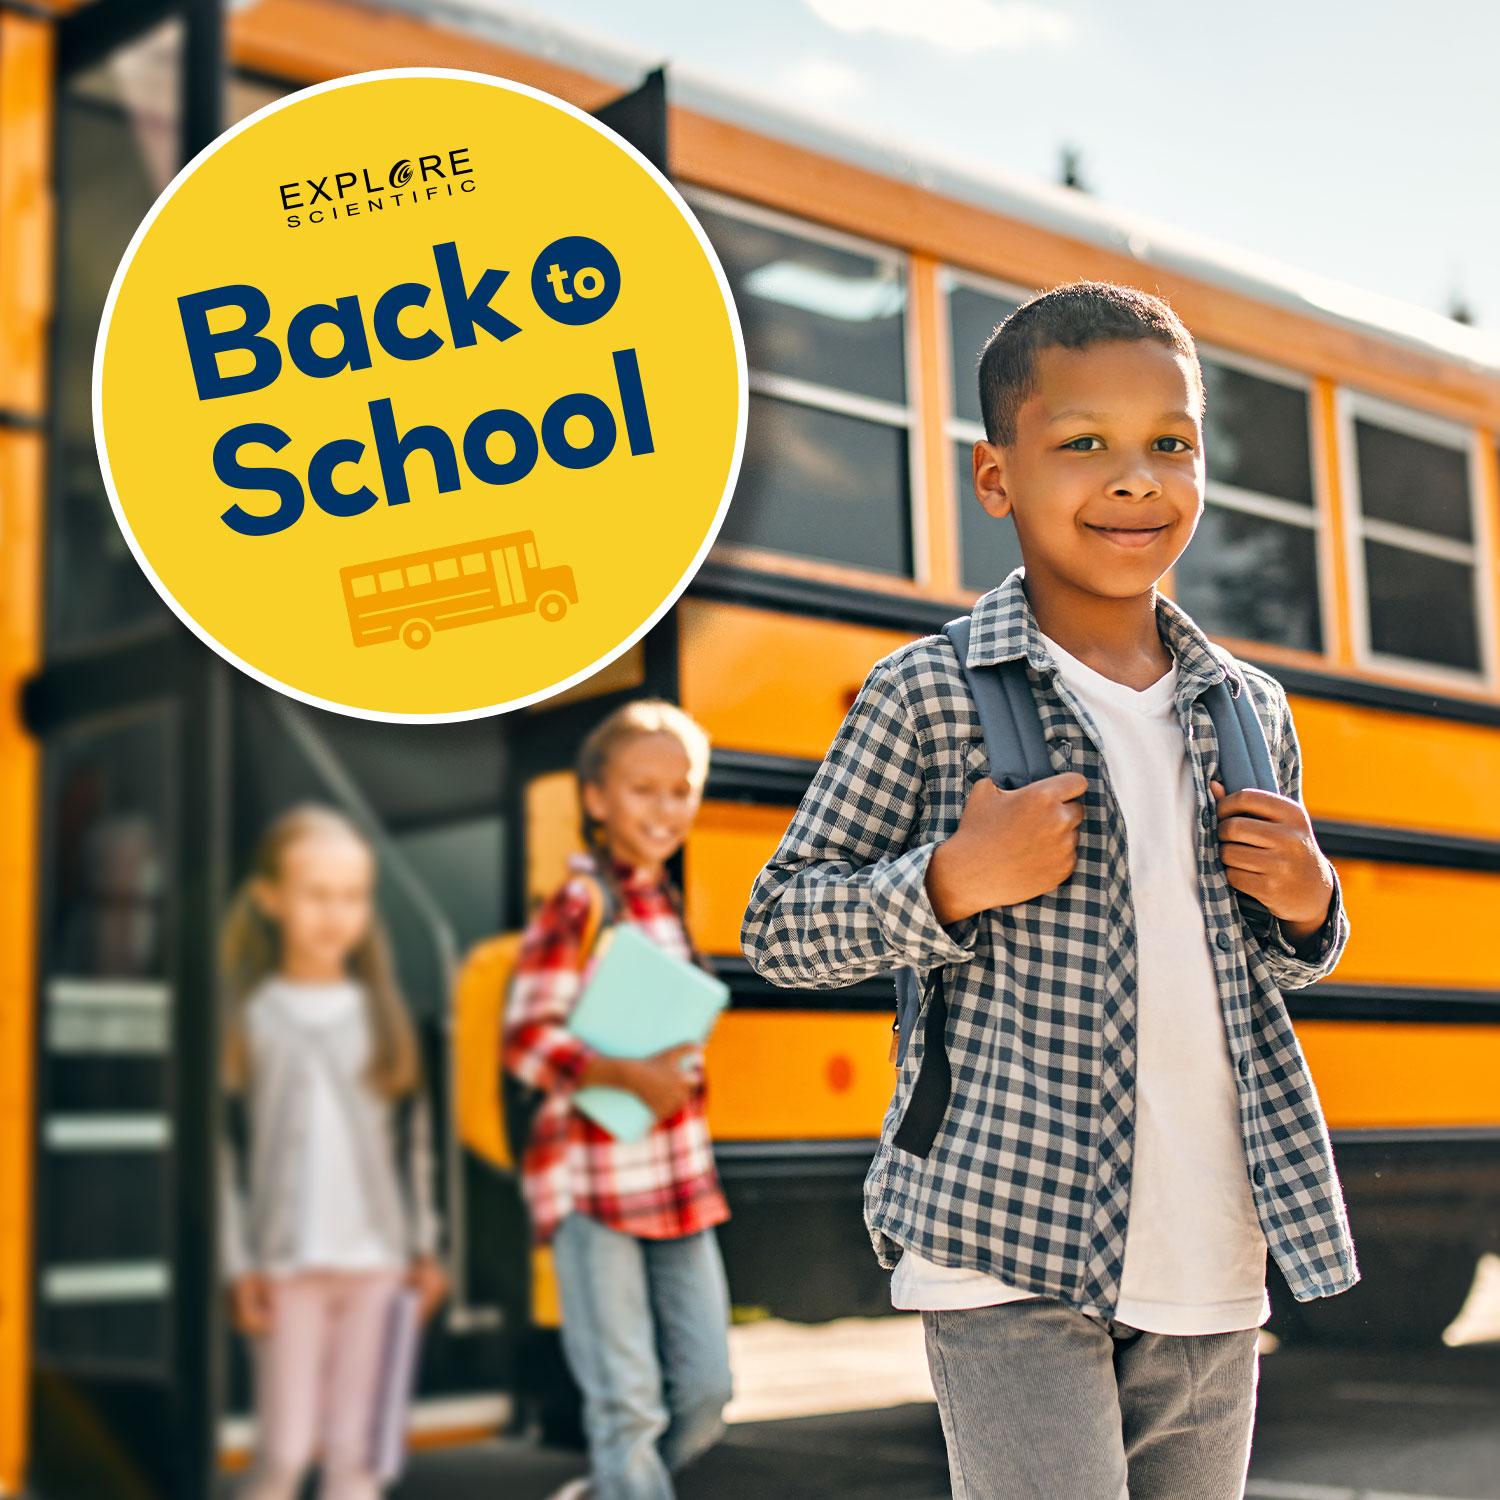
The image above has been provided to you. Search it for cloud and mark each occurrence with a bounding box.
[780,55,865,104]
[805,0,1073,53]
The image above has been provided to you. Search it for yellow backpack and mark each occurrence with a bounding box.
[451,874,611,1173]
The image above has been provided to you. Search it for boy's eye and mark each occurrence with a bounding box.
[1154,436,1194,453]
[1061,436,1102,451]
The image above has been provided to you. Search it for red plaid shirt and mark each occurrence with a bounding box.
[503,855,729,1245]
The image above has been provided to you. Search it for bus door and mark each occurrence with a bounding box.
[491,541,530,612]
[17,3,225,1497]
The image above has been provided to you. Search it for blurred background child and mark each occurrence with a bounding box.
[504,700,733,1500]
[220,804,448,1500]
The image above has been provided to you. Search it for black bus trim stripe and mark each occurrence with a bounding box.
[709,956,1500,1025]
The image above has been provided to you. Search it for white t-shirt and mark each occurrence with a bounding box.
[892,633,1270,1334]
[262,978,399,1275]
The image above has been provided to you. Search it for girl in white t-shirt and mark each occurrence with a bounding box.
[220,805,448,1500]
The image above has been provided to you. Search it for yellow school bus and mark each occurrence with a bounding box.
[2,1,1499,1495]
[342,530,577,649]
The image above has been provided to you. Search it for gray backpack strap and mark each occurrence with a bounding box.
[892,618,1048,1158]
[1201,676,1277,796]
[1200,669,1278,921]
[941,616,1053,789]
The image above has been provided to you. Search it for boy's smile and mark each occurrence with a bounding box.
[974,338,1204,603]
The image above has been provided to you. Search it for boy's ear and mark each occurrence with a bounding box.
[972,439,1013,520]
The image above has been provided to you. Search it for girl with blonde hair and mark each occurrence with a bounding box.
[505,699,732,1500]
[221,804,447,1500]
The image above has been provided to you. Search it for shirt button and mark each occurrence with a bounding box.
[1238,1053,1251,1078]
[1201,807,1215,829]
[1252,1164,1267,1187]
[1216,931,1232,952]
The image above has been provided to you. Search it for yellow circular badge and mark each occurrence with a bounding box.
[95,69,746,721]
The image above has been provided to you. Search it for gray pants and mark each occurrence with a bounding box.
[923,1300,1259,1500]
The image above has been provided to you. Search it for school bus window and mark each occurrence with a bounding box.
[379,570,404,591]
[724,398,912,576]
[688,189,915,577]
[1177,505,1322,651]
[1203,359,1315,506]
[690,192,907,402]
[1175,356,1322,653]
[48,26,184,649]
[946,276,1021,429]
[1365,542,1480,673]
[350,576,377,598]
[942,271,1026,592]
[524,540,538,569]
[407,563,432,586]
[435,558,459,580]
[461,554,486,575]
[1356,419,1472,541]
[1346,396,1484,677]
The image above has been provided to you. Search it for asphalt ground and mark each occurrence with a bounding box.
[391,1340,1500,1500]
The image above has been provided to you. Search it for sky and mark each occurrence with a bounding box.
[507,0,1500,329]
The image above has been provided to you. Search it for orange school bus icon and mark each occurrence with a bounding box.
[341,531,577,650]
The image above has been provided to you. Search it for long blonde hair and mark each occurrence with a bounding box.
[575,699,711,951]
[220,804,420,1101]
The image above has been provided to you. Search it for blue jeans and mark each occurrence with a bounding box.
[551,1213,733,1500]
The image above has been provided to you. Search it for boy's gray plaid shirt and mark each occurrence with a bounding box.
[741,571,1358,1315]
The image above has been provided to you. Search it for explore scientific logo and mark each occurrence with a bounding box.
[94,69,746,722]
[277,146,478,228]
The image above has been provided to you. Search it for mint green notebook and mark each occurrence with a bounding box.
[567,923,729,1143]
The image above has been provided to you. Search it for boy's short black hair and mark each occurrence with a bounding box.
[976,281,1202,446]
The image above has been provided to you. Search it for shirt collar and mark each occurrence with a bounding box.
[965,567,1243,702]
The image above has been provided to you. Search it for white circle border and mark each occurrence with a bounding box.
[91,66,749,725]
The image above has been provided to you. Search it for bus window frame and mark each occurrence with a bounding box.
[1188,341,1332,659]
[1338,387,1495,691]
[683,185,923,583]
[939,265,1031,597]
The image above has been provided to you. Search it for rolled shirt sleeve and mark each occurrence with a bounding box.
[1260,864,1349,990]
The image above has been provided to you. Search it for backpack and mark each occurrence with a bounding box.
[452,873,617,1172]
[890,615,1277,1158]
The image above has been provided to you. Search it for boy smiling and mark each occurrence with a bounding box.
[743,284,1356,1499]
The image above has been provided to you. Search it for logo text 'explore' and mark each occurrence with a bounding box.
[279,147,473,227]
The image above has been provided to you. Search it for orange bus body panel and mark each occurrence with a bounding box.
[0,12,51,1489]
[679,602,918,762]
[705,1012,897,1141]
